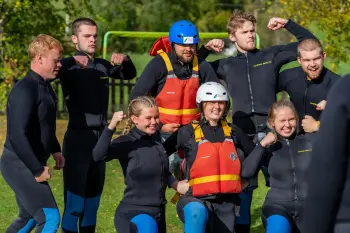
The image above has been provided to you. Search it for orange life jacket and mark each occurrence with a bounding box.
[155,51,200,125]
[189,120,242,197]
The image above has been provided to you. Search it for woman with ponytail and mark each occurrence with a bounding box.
[92,96,188,233]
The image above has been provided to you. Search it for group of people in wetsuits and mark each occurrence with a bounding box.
[1,9,350,233]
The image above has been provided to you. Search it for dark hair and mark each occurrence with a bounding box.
[71,17,97,35]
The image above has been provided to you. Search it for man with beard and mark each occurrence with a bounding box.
[58,18,137,233]
[278,38,341,133]
[129,20,222,181]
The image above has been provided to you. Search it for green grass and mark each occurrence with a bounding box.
[0,115,268,232]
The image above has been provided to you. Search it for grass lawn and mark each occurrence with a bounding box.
[0,115,268,232]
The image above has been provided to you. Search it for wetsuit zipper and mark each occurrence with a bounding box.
[244,53,255,113]
[286,139,299,216]
[303,79,310,117]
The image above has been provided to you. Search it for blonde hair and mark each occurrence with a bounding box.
[227,10,256,35]
[267,100,299,131]
[122,96,158,135]
[28,34,63,61]
[297,38,324,58]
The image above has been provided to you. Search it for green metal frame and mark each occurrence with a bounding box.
[102,31,260,59]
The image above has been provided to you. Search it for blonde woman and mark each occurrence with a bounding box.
[92,96,187,233]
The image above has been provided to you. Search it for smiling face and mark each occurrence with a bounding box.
[131,106,160,135]
[298,48,326,80]
[269,107,297,138]
[202,101,226,123]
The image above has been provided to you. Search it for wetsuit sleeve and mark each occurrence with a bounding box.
[240,143,266,179]
[198,59,221,84]
[163,131,179,156]
[55,57,77,81]
[300,78,350,233]
[197,45,211,60]
[92,128,132,162]
[176,127,191,152]
[51,136,61,154]
[272,20,316,71]
[277,69,290,92]
[232,125,256,155]
[129,57,167,101]
[7,85,44,177]
[108,58,137,80]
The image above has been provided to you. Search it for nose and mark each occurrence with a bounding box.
[150,118,157,124]
[285,120,291,128]
[213,102,220,108]
[57,61,62,68]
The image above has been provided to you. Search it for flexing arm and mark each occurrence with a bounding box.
[273,19,317,69]
[7,84,44,176]
[240,132,277,179]
[92,128,132,162]
[301,77,350,233]
[108,55,137,80]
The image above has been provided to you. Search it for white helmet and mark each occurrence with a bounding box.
[196,81,230,115]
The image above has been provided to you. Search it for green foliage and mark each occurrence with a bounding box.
[0,0,90,112]
[279,0,350,68]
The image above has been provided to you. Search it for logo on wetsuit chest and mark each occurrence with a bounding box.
[298,149,312,153]
[253,60,272,68]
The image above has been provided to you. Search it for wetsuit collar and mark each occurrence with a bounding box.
[75,50,94,61]
[131,126,159,140]
[237,48,259,56]
[277,130,297,142]
[29,69,48,86]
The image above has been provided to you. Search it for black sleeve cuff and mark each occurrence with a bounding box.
[32,166,45,177]
[197,45,212,59]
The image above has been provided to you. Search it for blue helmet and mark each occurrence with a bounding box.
[169,20,199,45]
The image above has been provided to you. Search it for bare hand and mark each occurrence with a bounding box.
[73,55,88,68]
[176,179,189,195]
[35,166,51,183]
[302,115,319,133]
[267,17,288,31]
[111,53,129,66]
[316,100,327,111]
[53,152,65,170]
[204,39,225,52]
[108,111,126,130]
[161,123,180,133]
[260,132,277,148]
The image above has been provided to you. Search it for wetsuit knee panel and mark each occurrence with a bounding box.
[42,208,60,232]
[183,202,208,233]
[266,215,291,233]
[16,218,37,233]
[81,196,101,227]
[130,214,158,233]
[65,191,85,214]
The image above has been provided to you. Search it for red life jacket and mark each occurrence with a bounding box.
[149,37,172,56]
[189,120,242,197]
[155,51,200,125]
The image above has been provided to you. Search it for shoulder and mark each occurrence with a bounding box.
[179,123,195,137]
[10,77,38,99]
